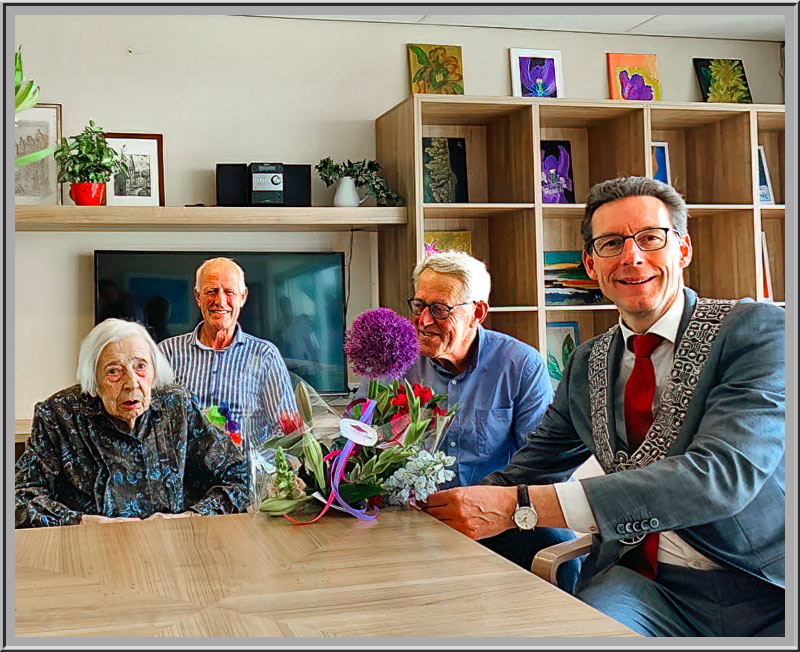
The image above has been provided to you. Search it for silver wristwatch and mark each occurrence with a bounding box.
[513,484,539,530]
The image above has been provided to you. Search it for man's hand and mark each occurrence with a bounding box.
[80,514,141,525]
[420,485,517,540]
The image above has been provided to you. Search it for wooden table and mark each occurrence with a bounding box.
[14,509,637,639]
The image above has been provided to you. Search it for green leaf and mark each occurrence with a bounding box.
[301,431,326,492]
[15,80,39,114]
[452,83,464,95]
[412,66,426,84]
[562,333,576,364]
[15,146,56,167]
[546,351,562,381]
[338,483,385,504]
[259,495,312,515]
[408,44,429,66]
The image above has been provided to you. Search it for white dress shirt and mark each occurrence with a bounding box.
[554,292,723,571]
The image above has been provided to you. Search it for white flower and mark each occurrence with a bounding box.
[383,449,456,505]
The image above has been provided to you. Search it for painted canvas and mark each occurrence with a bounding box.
[541,140,575,204]
[546,321,579,391]
[408,44,464,95]
[422,137,469,203]
[693,58,752,103]
[757,145,775,204]
[652,142,671,185]
[607,53,661,101]
[509,48,564,98]
[544,251,607,306]
[424,231,473,256]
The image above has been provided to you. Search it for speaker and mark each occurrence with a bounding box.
[283,164,312,207]
[215,164,248,206]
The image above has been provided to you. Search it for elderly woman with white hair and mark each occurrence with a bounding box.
[15,318,250,528]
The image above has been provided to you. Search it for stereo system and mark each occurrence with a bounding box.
[215,162,312,207]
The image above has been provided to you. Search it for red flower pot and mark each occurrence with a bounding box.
[69,182,106,206]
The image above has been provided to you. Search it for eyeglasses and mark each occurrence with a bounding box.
[590,227,679,258]
[407,297,474,320]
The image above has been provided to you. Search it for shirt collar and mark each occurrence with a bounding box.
[619,291,685,349]
[191,321,244,351]
[429,325,483,378]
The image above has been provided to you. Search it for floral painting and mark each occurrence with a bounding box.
[540,140,575,204]
[693,58,752,103]
[422,137,468,202]
[607,53,661,101]
[408,44,464,95]
[510,48,564,98]
[424,231,473,256]
[546,322,579,391]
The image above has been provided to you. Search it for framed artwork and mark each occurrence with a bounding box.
[607,53,661,101]
[422,137,469,203]
[544,251,606,306]
[546,321,579,391]
[757,145,774,204]
[408,44,464,95]
[761,232,773,301]
[693,58,752,103]
[14,103,62,205]
[509,48,564,98]
[541,140,575,203]
[424,230,473,256]
[651,141,671,185]
[103,132,165,206]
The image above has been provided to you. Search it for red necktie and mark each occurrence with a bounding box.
[622,333,663,580]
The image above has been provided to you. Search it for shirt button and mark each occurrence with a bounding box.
[449,441,456,448]
[450,380,456,386]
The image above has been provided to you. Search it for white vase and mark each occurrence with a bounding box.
[333,176,363,207]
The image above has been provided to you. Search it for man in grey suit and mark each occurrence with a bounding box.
[422,176,785,637]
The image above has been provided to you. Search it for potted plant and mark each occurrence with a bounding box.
[53,120,128,205]
[316,157,404,207]
[14,46,56,168]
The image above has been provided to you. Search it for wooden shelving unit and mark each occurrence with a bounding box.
[14,205,407,232]
[375,95,785,358]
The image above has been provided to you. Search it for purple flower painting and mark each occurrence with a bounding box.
[618,70,654,101]
[541,142,575,204]
[519,57,558,97]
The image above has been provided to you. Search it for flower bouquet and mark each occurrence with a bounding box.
[253,308,457,523]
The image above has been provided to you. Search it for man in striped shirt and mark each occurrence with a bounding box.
[158,257,296,449]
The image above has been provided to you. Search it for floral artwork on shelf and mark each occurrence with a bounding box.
[424,230,473,256]
[408,44,464,95]
[544,251,607,306]
[757,145,775,204]
[546,321,579,391]
[607,53,661,101]
[509,48,564,98]
[15,103,62,205]
[693,58,752,103]
[541,140,575,204]
[652,142,672,185]
[422,137,469,203]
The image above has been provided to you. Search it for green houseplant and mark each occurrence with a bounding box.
[14,46,55,168]
[316,157,404,207]
[53,120,128,205]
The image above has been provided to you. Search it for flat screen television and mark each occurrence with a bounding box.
[94,250,348,394]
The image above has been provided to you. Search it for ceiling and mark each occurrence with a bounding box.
[249,12,786,42]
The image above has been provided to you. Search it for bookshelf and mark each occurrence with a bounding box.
[375,95,785,358]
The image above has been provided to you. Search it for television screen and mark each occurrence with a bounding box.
[94,250,348,394]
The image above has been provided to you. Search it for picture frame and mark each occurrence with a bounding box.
[757,145,775,204]
[424,230,473,256]
[509,48,564,98]
[761,232,773,301]
[651,141,671,185]
[544,251,607,306]
[103,132,165,206]
[540,140,575,203]
[422,136,469,203]
[607,52,661,101]
[693,58,752,103]
[14,102,62,206]
[407,44,464,95]
[546,321,580,391]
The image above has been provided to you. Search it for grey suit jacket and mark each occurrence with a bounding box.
[484,288,785,590]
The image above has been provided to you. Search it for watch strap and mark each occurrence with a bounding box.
[516,484,530,508]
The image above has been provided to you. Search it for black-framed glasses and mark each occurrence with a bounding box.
[407,297,474,320]
[590,227,680,258]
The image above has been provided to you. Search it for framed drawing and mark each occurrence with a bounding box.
[546,321,579,391]
[15,103,62,205]
[757,145,774,204]
[651,141,671,185]
[509,48,564,98]
[693,58,752,103]
[607,52,661,101]
[103,132,165,206]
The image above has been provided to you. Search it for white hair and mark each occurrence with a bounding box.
[194,257,247,294]
[412,251,491,303]
[77,318,175,396]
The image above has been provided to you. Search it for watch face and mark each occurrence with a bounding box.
[514,506,538,530]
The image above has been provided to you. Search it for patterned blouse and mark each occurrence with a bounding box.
[15,384,251,528]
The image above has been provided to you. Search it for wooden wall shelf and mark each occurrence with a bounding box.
[14,205,407,232]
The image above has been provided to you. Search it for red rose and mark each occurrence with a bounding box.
[413,383,433,404]
[390,392,408,408]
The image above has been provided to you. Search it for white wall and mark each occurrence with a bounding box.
[13,13,784,418]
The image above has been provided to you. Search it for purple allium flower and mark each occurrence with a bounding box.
[520,58,557,97]
[541,146,573,204]
[344,308,419,380]
[618,70,654,101]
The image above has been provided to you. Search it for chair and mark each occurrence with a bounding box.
[531,533,593,585]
